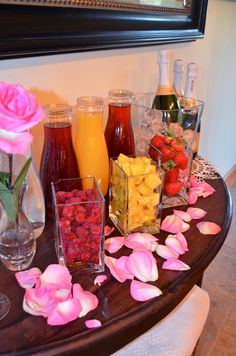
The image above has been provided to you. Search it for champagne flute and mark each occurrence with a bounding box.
[0,292,10,320]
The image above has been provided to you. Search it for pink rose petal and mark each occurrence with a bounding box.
[125,232,158,252]
[188,188,199,205]
[126,250,158,282]
[15,267,42,289]
[161,215,183,234]
[85,319,102,328]
[105,255,133,283]
[187,207,207,219]
[53,289,72,302]
[156,244,179,260]
[175,232,188,252]
[47,298,81,326]
[165,235,185,255]
[181,221,190,232]
[199,182,216,198]
[104,225,115,236]
[40,264,72,290]
[23,287,56,317]
[130,280,162,302]
[196,221,221,235]
[73,284,99,317]
[173,209,192,222]
[94,275,108,286]
[104,236,125,253]
[162,257,190,271]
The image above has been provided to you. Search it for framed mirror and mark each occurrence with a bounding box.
[0,0,208,59]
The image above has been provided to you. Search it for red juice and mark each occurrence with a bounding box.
[40,122,79,217]
[105,104,135,158]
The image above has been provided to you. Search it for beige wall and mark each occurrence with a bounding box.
[0,0,235,176]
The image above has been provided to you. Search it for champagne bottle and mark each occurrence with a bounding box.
[152,49,180,122]
[173,59,185,100]
[180,63,200,157]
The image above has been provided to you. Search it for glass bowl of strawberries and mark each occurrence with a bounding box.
[147,104,205,207]
[148,132,191,208]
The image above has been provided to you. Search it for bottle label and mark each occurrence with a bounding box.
[156,86,176,96]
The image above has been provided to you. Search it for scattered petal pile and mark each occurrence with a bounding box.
[16,264,100,326]
[16,178,221,327]
[188,175,216,205]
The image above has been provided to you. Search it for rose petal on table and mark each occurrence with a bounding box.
[104,236,125,253]
[40,264,72,290]
[126,250,158,282]
[187,207,207,219]
[94,275,108,286]
[104,225,115,236]
[156,244,179,260]
[196,221,221,235]
[15,267,42,289]
[85,319,102,329]
[125,232,158,252]
[105,255,133,283]
[73,284,99,317]
[189,175,199,187]
[130,280,162,302]
[176,232,188,252]
[173,209,192,222]
[161,215,183,234]
[23,287,56,317]
[162,258,190,271]
[53,289,72,302]
[47,298,81,326]
[188,188,199,205]
[200,182,216,198]
[181,221,190,232]
[165,235,186,255]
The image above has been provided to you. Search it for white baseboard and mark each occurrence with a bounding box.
[224,164,236,187]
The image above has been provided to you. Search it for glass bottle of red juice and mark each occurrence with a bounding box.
[40,104,79,218]
[105,89,135,158]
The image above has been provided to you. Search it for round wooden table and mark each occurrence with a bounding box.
[0,177,233,356]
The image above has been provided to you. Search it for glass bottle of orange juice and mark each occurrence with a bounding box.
[75,96,109,196]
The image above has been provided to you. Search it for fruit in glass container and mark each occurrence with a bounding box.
[111,154,162,232]
[149,132,189,198]
[164,181,183,196]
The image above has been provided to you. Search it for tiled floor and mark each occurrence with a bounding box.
[195,184,236,356]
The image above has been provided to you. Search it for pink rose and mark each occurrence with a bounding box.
[0,82,44,132]
[0,82,44,154]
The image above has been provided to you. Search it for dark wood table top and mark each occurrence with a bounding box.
[0,178,233,356]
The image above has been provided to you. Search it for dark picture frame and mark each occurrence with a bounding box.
[0,0,208,59]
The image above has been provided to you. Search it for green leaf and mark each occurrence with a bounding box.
[0,171,11,187]
[13,157,32,189]
[0,181,19,222]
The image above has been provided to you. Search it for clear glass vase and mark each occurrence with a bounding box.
[0,182,36,271]
[132,95,204,208]
[0,150,45,238]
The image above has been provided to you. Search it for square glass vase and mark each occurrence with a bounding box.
[51,177,105,273]
[132,97,204,208]
[109,156,164,236]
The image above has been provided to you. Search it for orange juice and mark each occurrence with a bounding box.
[75,97,109,196]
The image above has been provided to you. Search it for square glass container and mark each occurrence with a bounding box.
[132,95,204,208]
[109,155,164,235]
[51,177,105,273]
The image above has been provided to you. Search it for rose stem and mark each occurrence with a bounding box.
[8,154,13,189]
